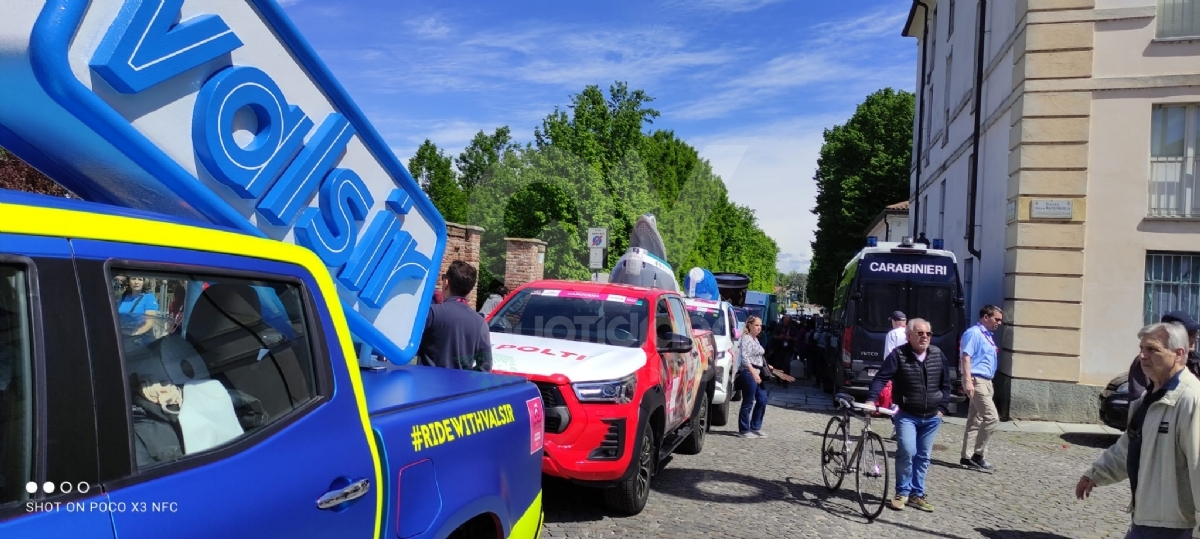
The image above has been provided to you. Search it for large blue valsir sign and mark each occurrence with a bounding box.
[0,0,446,362]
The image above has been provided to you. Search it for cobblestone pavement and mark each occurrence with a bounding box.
[541,383,1135,539]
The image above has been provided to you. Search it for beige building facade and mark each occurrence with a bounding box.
[903,0,1200,422]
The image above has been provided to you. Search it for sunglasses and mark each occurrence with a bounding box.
[911,331,932,337]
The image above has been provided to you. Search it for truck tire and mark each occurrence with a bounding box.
[677,391,708,455]
[709,381,731,427]
[604,416,655,515]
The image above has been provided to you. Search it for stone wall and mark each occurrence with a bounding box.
[504,238,547,291]
[438,222,484,308]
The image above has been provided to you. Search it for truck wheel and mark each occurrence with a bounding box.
[709,381,731,427]
[604,417,655,515]
[677,392,708,455]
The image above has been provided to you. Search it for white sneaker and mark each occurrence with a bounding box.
[753,430,767,438]
[738,431,760,438]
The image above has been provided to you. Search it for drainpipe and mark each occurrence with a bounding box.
[967,0,987,259]
[911,0,931,237]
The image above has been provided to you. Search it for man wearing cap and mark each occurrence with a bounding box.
[884,311,907,359]
[960,305,1004,473]
[1128,310,1200,401]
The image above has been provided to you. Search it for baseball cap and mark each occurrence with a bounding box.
[890,311,907,321]
[1161,310,1200,332]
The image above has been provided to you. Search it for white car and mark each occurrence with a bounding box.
[684,297,739,427]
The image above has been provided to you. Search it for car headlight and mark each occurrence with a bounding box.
[1117,382,1129,394]
[573,374,637,404]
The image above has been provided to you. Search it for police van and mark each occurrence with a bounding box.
[826,237,967,400]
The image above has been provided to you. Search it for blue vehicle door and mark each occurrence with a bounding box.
[72,240,379,538]
[0,234,113,538]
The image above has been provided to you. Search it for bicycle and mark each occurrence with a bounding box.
[820,393,895,520]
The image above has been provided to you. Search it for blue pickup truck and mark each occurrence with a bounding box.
[0,190,544,538]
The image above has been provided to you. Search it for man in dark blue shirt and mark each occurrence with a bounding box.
[417,261,492,371]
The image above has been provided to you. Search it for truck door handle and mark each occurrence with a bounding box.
[317,479,371,510]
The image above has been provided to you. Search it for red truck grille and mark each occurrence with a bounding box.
[534,381,569,434]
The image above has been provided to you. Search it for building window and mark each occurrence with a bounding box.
[939,179,947,239]
[922,194,929,235]
[1157,0,1200,39]
[928,8,937,83]
[948,0,956,37]
[964,258,974,315]
[1148,104,1199,218]
[943,53,953,147]
[1144,252,1200,325]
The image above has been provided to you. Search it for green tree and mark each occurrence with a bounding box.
[408,139,466,224]
[455,126,516,192]
[806,88,915,306]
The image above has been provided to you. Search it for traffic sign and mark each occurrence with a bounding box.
[587,227,608,249]
[589,247,605,269]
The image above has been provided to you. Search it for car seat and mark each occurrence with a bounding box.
[185,283,313,420]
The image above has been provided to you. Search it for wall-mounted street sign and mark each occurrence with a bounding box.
[0,0,445,363]
[588,227,608,249]
[1031,199,1074,220]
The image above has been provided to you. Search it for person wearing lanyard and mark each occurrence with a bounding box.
[959,305,1004,473]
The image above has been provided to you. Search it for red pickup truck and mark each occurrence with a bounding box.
[486,280,715,515]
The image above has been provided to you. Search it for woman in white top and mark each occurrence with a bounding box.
[737,316,790,437]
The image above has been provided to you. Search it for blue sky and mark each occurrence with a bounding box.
[280,0,917,274]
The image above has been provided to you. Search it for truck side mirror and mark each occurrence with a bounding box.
[659,333,693,353]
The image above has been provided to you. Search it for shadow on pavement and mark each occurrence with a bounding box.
[976,528,1075,539]
[1061,432,1120,449]
[540,476,614,523]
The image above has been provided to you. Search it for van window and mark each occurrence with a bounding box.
[0,265,33,507]
[911,284,957,335]
[860,281,906,332]
[111,269,317,471]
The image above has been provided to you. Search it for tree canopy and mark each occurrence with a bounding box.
[429,82,780,299]
[806,88,915,307]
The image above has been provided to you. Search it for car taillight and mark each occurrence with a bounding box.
[842,327,853,367]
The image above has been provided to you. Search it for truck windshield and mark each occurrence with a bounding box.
[685,305,727,336]
[488,289,649,348]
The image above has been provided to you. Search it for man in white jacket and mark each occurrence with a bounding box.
[1076,322,1200,539]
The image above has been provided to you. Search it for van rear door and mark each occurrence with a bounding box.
[854,253,963,376]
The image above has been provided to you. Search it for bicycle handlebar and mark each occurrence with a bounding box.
[834,394,896,416]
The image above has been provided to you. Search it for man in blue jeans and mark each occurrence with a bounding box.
[865,318,951,513]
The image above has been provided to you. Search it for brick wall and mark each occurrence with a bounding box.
[438,222,484,308]
[504,238,547,291]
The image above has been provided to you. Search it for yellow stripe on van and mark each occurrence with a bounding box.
[0,202,385,539]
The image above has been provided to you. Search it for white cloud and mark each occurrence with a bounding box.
[337,24,736,96]
[672,7,914,120]
[666,0,784,13]
[691,116,841,274]
[410,16,450,39]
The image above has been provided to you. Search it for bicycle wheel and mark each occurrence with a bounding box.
[855,431,890,520]
[821,416,848,491]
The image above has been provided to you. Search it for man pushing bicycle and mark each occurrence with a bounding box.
[864,318,952,513]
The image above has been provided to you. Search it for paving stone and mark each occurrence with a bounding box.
[541,386,1133,538]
